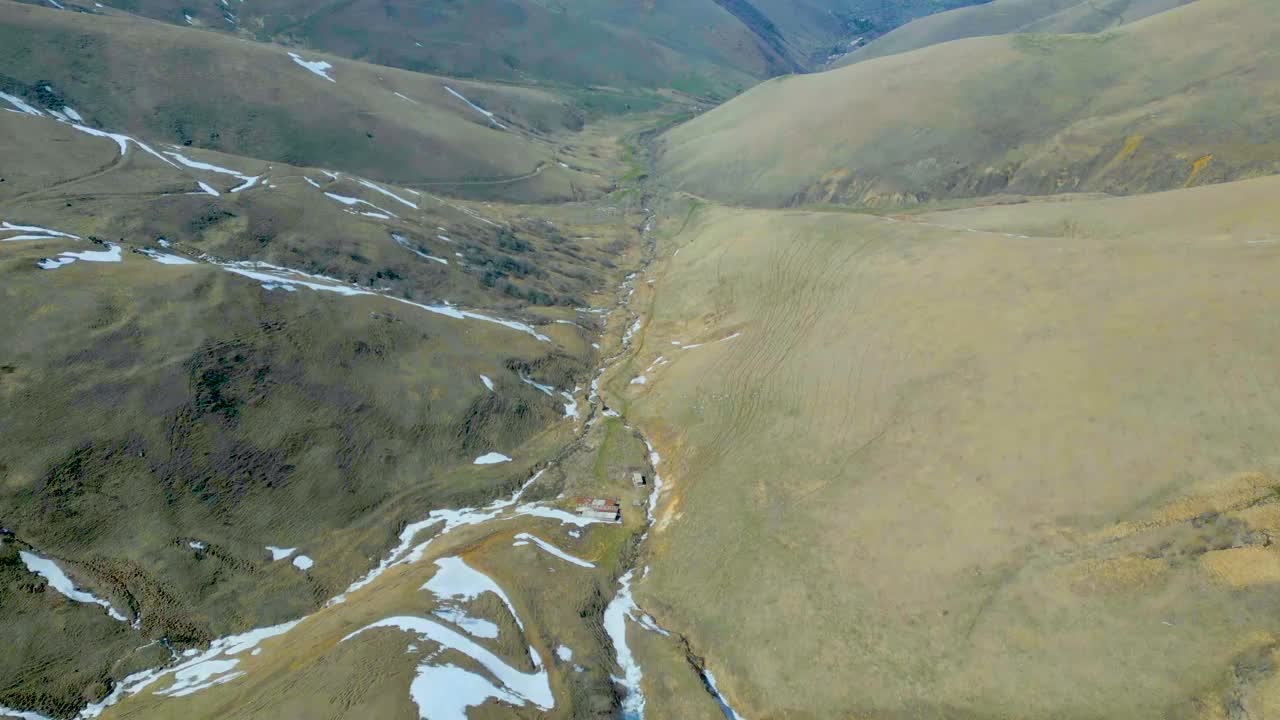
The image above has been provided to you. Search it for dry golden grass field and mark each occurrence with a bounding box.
[622,175,1280,718]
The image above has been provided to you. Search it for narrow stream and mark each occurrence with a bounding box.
[698,667,747,720]
[597,204,751,720]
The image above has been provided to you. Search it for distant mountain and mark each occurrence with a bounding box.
[834,0,1193,65]
[658,0,1280,208]
[14,0,989,96]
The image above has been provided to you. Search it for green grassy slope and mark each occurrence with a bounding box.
[835,0,1191,65]
[658,0,1280,208]
[630,176,1280,719]
[25,0,773,95]
[0,1,595,195]
[14,0,993,93]
[0,107,637,717]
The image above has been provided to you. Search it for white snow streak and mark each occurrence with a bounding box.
[266,546,296,561]
[212,260,551,341]
[0,91,41,116]
[18,551,127,622]
[512,533,594,568]
[140,248,197,265]
[37,243,123,269]
[605,571,647,718]
[288,52,336,82]
[70,125,178,167]
[443,86,507,130]
[357,179,418,209]
[343,617,552,715]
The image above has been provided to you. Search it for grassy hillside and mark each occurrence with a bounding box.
[624,175,1280,718]
[0,105,643,717]
[0,1,609,199]
[835,0,1191,65]
[18,0,773,95]
[658,0,1280,208]
[13,0,993,93]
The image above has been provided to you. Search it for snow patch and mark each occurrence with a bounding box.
[0,91,42,116]
[229,176,261,193]
[2,221,80,241]
[140,248,196,265]
[18,551,127,622]
[343,617,551,712]
[324,192,397,218]
[266,546,296,561]
[151,620,301,698]
[37,243,123,269]
[0,703,53,720]
[512,533,594,568]
[605,571,646,717]
[432,607,499,639]
[213,260,550,341]
[70,125,177,167]
[357,179,418,209]
[288,52,336,82]
[561,390,579,420]
[423,556,523,633]
[165,152,250,180]
[474,452,512,465]
[443,86,507,130]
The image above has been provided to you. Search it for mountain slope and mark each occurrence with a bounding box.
[0,1,603,200]
[18,0,777,94]
[625,174,1280,718]
[14,0,993,94]
[0,103,641,717]
[658,0,1280,208]
[835,0,1192,65]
